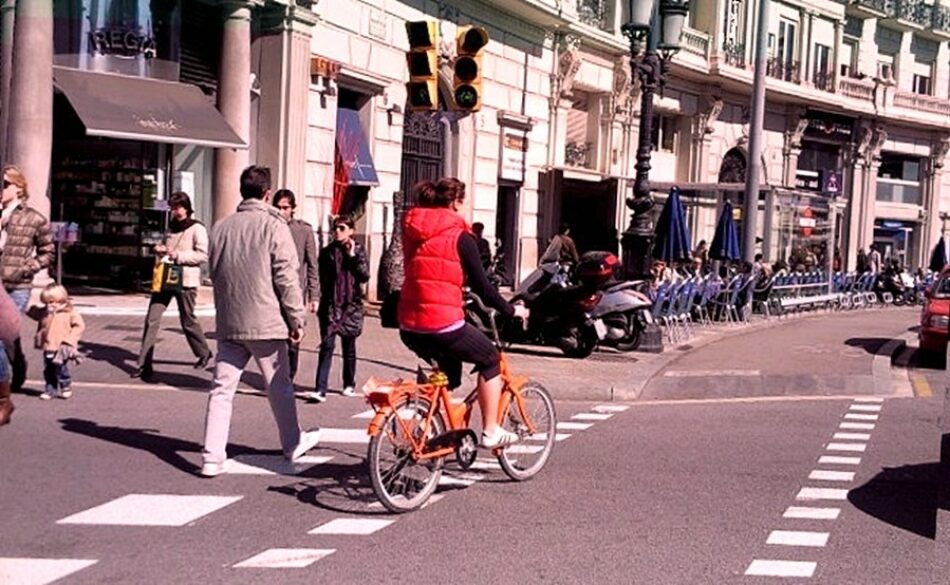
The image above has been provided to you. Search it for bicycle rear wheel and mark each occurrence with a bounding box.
[368,398,445,513]
[497,382,556,481]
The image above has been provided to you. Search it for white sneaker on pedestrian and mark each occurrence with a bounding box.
[200,459,232,478]
[39,392,55,401]
[289,428,321,461]
[341,387,357,397]
[59,389,73,399]
[306,392,326,403]
[481,427,521,449]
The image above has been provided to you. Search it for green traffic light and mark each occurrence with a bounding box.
[455,85,478,109]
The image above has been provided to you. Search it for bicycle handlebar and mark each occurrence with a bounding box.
[463,289,502,346]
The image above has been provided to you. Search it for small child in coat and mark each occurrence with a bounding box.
[27,284,85,400]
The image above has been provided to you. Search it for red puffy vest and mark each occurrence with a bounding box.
[398,207,468,332]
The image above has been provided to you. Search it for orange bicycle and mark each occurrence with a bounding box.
[363,295,556,513]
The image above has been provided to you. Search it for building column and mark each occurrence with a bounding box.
[1,0,16,158]
[832,19,843,92]
[256,4,317,199]
[922,157,942,268]
[212,1,256,222]
[6,0,52,218]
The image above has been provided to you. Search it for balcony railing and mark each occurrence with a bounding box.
[813,71,834,92]
[766,58,801,83]
[565,141,593,169]
[893,0,933,27]
[576,0,611,32]
[853,0,889,15]
[838,77,875,101]
[682,27,710,58]
[722,42,747,69]
[894,92,950,115]
[934,3,950,32]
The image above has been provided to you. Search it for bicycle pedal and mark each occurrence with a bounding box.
[426,429,478,451]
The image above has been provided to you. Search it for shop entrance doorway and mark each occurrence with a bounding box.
[874,220,918,269]
[560,178,618,255]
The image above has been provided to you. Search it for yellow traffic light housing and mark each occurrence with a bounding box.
[405,21,439,111]
[452,25,488,112]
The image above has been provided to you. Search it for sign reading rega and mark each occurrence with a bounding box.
[90,28,157,59]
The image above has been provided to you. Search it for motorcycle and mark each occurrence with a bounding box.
[464,262,601,359]
[574,251,654,352]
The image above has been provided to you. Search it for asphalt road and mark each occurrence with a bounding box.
[1,306,946,584]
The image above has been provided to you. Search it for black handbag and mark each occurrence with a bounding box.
[380,290,400,329]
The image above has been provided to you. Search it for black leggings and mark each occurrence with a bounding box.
[400,324,500,390]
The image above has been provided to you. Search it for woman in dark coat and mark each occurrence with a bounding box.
[308,215,369,402]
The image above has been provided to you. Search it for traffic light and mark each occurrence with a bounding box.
[405,21,439,111]
[452,26,488,112]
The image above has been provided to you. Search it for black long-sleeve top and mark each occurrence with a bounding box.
[458,233,514,318]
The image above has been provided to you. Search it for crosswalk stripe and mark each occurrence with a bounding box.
[233,548,335,569]
[783,506,840,520]
[557,422,593,431]
[766,530,829,547]
[849,404,882,412]
[352,410,375,419]
[839,422,875,430]
[833,432,871,441]
[796,487,850,501]
[527,433,571,442]
[827,442,866,452]
[571,413,613,421]
[845,413,879,421]
[504,444,545,455]
[0,558,99,585]
[819,455,861,465]
[808,470,855,482]
[852,397,884,403]
[308,519,394,535]
[57,494,242,527]
[745,560,816,578]
[319,428,370,444]
[227,455,333,476]
[591,404,630,413]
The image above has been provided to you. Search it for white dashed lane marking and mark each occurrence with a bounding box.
[808,470,856,482]
[839,422,875,430]
[745,560,817,578]
[796,487,850,501]
[819,455,861,465]
[844,413,879,421]
[308,519,395,536]
[826,442,867,452]
[832,432,871,441]
[56,494,243,527]
[0,558,99,585]
[783,507,840,520]
[766,530,830,548]
[233,549,335,569]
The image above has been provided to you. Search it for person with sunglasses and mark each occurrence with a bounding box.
[307,215,369,403]
[1,165,54,393]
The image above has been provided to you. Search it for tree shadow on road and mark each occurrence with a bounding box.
[848,462,941,539]
[844,337,892,356]
[58,417,265,477]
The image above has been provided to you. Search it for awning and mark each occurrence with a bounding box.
[53,66,245,149]
[335,108,379,186]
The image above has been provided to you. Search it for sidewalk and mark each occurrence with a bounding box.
[13,290,896,402]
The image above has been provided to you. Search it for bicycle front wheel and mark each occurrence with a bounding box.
[368,398,445,513]
[497,382,556,481]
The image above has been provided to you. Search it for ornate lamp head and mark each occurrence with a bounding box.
[658,0,690,60]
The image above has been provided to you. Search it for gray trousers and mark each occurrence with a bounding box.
[137,288,211,368]
[202,339,302,465]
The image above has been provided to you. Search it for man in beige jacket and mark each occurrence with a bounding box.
[200,166,318,477]
[134,191,213,380]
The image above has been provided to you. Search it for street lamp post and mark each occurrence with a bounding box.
[620,0,690,281]
[620,0,689,353]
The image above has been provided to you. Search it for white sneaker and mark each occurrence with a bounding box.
[59,389,73,399]
[481,427,521,449]
[306,392,327,403]
[39,392,55,401]
[341,387,357,397]
[289,428,321,461]
[200,459,232,478]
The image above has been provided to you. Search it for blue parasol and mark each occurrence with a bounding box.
[710,200,741,261]
[652,187,693,263]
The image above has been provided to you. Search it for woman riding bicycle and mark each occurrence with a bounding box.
[398,178,529,449]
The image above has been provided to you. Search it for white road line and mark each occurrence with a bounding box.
[819,455,861,465]
[591,404,630,413]
[318,428,370,444]
[745,560,816,578]
[840,422,875,430]
[844,413,879,421]
[852,397,885,403]
[766,530,829,547]
[849,404,883,412]
[796,487,850,501]
[0,558,99,585]
[352,410,375,419]
[833,432,871,441]
[233,549,335,569]
[809,470,856,482]
[783,506,840,520]
[664,369,761,377]
[308,519,394,535]
[227,455,333,476]
[557,422,593,431]
[57,494,242,527]
[505,444,545,455]
[826,442,867,452]
[470,459,501,471]
[571,413,613,421]
[527,433,571,442]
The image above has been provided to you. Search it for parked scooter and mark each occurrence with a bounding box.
[464,262,601,358]
[574,251,654,352]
